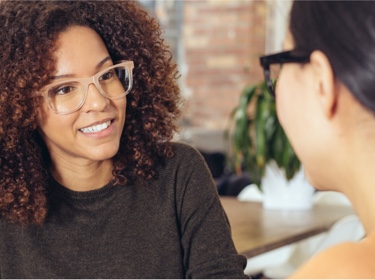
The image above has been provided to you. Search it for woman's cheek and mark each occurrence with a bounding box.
[275,80,288,129]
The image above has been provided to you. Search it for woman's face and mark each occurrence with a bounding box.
[37,26,127,165]
[276,31,331,189]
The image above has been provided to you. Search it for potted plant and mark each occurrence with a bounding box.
[226,80,314,209]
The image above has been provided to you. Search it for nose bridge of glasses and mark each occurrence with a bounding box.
[83,75,107,98]
[78,77,109,112]
[78,76,108,109]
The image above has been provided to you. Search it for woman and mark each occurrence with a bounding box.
[260,1,375,278]
[0,1,247,278]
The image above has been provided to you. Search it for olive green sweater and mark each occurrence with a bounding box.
[0,142,247,278]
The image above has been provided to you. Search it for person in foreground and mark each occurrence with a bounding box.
[260,1,375,278]
[0,1,248,278]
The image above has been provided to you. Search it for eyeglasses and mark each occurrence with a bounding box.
[40,60,134,114]
[259,50,311,97]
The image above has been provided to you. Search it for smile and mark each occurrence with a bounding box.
[79,120,112,133]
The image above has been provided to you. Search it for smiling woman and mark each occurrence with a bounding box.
[0,1,248,278]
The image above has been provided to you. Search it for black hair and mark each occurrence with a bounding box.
[290,1,375,112]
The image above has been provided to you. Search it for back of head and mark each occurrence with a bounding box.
[290,1,375,112]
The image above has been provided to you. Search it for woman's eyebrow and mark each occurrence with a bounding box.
[96,56,112,69]
[50,56,113,80]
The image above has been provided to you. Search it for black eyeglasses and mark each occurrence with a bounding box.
[259,50,311,97]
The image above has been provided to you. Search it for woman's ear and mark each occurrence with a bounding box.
[309,50,338,119]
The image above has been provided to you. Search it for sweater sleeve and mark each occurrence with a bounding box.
[173,143,248,279]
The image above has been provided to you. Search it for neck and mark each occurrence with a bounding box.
[331,126,375,236]
[341,156,375,236]
[325,90,375,236]
[50,159,114,192]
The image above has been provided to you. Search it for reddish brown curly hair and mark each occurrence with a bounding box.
[0,0,181,225]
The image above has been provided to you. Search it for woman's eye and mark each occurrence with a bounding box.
[100,70,114,81]
[52,85,75,95]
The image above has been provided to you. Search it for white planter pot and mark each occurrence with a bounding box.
[262,161,315,210]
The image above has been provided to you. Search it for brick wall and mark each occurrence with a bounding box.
[181,0,267,131]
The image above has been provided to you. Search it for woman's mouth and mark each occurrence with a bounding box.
[79,120,112,133]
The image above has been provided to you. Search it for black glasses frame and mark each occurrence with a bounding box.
[259,50,311,97]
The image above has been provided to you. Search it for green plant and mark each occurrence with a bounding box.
[226,80,300,188]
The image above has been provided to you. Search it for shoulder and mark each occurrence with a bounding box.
[156,141,216,197]
[166,141,208,169]
[290,239,375,278]
[171,141,204,160]
[155,141,210,177]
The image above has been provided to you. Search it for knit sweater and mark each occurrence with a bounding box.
[0,142,248,278]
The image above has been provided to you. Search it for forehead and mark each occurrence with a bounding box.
[53,26,110,75]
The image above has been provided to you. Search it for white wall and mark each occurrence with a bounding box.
[265,0,292,53]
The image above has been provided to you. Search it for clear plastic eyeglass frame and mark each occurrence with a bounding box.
[40,60,134,115]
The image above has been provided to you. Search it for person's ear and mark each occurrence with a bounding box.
[309,50,337,119]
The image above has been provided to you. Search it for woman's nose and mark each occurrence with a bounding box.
[81,83,110,112]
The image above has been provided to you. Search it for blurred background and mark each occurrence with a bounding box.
[139,0,291,152]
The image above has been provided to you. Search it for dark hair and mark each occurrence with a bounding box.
[0,0,181,225]
[290,1,375,112]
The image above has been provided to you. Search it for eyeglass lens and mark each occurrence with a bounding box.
[47,65,131,114]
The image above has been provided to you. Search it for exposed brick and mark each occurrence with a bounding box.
[182,0,266,130]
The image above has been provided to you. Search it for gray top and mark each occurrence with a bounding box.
[0,142,247,278]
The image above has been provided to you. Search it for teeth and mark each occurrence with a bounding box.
[80,121,111,133]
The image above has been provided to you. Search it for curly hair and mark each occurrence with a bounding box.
[0,0,181,225]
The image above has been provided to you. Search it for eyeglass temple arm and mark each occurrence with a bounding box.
[260,51,310,67]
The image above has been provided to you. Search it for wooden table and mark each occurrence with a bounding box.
[220,196,355,258]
